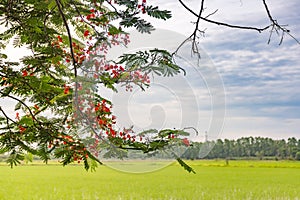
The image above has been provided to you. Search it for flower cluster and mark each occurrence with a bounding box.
[21,66,35,77]
[48,134,88,163]
[138,0,147,14]
[93,64,125,79]
[124,70,150,92]
[47,3,171,164]
[95,99,116,129]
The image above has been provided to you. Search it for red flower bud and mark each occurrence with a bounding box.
[22,70,28,77]
[84,30,90,37]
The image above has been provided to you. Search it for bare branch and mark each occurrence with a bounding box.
[178,0,270,32]
[262,0,300,44]
[205,9,218,19]
[177,0,299,45]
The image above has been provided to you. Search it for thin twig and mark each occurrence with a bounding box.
[205,9,218,19]
[71,3,102,36]
[0,106,15,135]
[262,0,300,44]
[0,91,36,121]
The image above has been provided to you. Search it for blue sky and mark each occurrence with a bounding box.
[114,0,300,140]
[2,0,299,141]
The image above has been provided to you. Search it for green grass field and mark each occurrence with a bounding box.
[1,160,300,200]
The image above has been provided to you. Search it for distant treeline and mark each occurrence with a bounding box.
[1,137,300,162]
[183,137,300,160]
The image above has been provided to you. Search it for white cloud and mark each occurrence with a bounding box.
[222,116,300,140]
[1,0,299,140]
[143,0,300,139]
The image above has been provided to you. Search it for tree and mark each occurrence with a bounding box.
[0,0,298,173]
[296,152,300,161]
[0,0,195,173]
[287,137,298,159]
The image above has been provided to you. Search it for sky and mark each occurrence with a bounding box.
[1,0,300,141]
[107,0,300,140]
[158,0,300,140]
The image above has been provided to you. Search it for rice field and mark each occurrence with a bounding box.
[0,160,300,200]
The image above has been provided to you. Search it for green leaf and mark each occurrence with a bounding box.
[14,101,22,111]
[118,49,185,77]
[146,6,172,20]
[120,17,154,33]
[176,157,196,174]
[0,53,7,59]
[24,152,33,164]
[19,116,34,126]
[138,129,158,136]
[47,0,56,10]
[49,92,70,105]
[6,152,25,168]
[108,25,122,35]
[0,146,11,154]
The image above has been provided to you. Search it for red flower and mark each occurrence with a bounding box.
[110,129,116,136]
[64,85,70,94]
[57,35,63,43]
[182,138,190,146]
[80,55,86,61]
[104,65,110,71]
[34,104,39,110]
[84,30,90,37]
[22,70,28,77]
[93,73,99,79]
[15,112,20,121]
[19,126,26,133]
[86,13,95,20]
[64,88,69,94]
[102,106,110,113]
[98,119,105,125]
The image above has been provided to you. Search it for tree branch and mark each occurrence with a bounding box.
[71,2,102,36]
[262,0,300,44]
[0,91,36,121]
[178,0,270,32]
[0,106,15,135]
[177,0,299,45]
[55,0,78,77]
